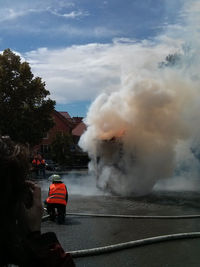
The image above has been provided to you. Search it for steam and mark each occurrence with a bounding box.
[40,173,107,196]
[79,0,200,196]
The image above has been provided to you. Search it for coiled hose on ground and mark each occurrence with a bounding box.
[42,211,200,257]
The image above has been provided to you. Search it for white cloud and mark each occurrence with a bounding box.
[0,8,37,22]
[49,9,89,19]
[93,27,120,38]
[0,3,117,39]
[0,1,83,23]
[24,39,179,105]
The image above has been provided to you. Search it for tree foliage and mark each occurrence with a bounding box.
[0,49,55,146]
[159,53,182,68]
[50,133,74,166]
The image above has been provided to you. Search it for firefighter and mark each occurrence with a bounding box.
[31,155,40,178]
[37,154,46,178]
[45,174,68,223]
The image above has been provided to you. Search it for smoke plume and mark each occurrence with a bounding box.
[79,0,200,196]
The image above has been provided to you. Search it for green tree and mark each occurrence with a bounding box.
[159,53,182,68]
[0,49,55,146]
[50,133,74,166]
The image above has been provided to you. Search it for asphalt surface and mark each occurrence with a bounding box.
[39,174,200,267]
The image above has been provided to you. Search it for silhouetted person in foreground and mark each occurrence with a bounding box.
[0,136,75,267]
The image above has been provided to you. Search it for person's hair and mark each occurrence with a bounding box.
[0,136,31,265]
[0,136,30,210]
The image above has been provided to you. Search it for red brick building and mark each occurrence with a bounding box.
[72,121,87,144]
[34,110,86,155]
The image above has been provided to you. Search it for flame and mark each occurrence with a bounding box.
[99,129,126,140]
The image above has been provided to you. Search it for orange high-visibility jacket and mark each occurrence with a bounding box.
[32,159,41,166]
[41,159,45,165]
[46,183,68,206]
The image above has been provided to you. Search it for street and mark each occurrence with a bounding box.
[40,175,200,267]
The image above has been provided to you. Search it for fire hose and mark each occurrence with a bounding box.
[64,212,200,219]
[42,211,200,257]
[69,232,200,258]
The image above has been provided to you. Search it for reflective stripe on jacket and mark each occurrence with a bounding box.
[46,183,67,206]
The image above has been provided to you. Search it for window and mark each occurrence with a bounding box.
[40,144,49,154]
[43,133,48,139]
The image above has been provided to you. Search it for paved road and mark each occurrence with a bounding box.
[40,184,200,267]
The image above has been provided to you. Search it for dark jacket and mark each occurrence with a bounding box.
[1,231,75,267]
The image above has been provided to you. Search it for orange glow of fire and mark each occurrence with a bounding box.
[99,129,126,140]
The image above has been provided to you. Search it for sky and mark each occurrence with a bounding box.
[0,0,188,117]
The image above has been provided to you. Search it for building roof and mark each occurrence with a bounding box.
[53,110,74,129]
[59,111,71,119]
[72,117,83,123]
[72,122,87,136]
[56,111,86,136]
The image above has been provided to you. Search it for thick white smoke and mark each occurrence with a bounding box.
[79,0,200,196]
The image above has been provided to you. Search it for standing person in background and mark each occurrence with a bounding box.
[0,136,75,267]
[38,154,46,178]
[31,154,40,178]
[45,174,68,224]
